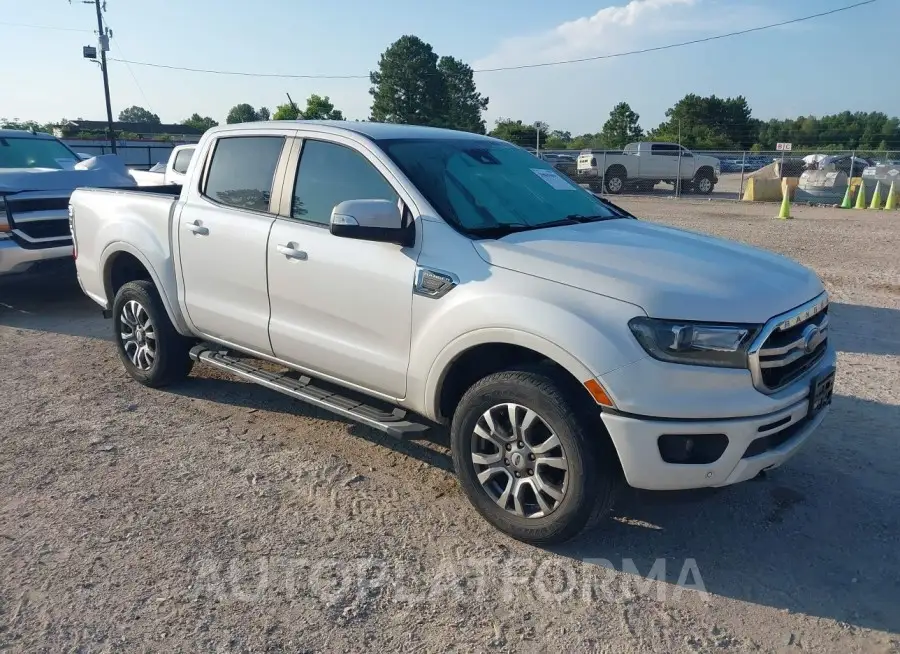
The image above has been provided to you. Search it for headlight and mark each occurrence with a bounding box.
[628,317,760,368]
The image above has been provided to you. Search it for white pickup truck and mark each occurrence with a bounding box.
[128,144,196,187]
[577,141,721,195]
[70,121,835,544]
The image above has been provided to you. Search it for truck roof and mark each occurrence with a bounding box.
[207,120,499,143]
[0,128,58,139]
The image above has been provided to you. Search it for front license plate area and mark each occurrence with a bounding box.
[809,368,835,417]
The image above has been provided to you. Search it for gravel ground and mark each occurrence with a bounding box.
[1,199,898,653]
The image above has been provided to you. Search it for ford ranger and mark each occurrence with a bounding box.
[69,121,835,544]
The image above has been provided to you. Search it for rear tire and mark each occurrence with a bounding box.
[450,367,621,545]
[112,280,193,388]
[604,168,627,195]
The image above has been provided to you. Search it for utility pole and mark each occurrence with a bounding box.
[78,0,116,152]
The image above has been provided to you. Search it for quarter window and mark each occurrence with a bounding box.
[204,136,285,212]
[291,140,398,224]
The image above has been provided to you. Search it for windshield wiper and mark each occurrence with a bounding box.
[563,214,620,223]
[467,218,581,239]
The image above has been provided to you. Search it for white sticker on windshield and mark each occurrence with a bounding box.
[531,167,574,190]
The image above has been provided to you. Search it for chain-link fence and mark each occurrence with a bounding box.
[534,146,900,204]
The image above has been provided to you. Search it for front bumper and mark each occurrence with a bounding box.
[603,397,829,491]
[600,350,836,491]
[0,238,73,276]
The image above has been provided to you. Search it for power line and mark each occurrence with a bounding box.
[103,0,875,80]
[476,0,877,72]
[0,20,92,33]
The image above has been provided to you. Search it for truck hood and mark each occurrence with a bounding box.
[473,219,824,323]
[0,155,136,193]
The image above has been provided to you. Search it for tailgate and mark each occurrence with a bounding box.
[577,152,596,171]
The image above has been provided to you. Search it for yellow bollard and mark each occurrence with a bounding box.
[869,181,883,210]
[885,180,897,211]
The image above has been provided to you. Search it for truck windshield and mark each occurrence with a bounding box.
[378,137,625,237]
[0,136,81,170]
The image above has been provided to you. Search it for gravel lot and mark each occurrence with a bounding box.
[1,199,898,653]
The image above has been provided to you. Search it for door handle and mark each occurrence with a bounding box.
[184,220,209,236]
[277,243,307,260]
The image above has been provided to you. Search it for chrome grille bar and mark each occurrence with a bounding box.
[748,291,830,394]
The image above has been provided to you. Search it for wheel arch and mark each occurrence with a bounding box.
[694,164,715,179]
[605,163,628,179]
[101,243,190,335]
[425,328,601,424]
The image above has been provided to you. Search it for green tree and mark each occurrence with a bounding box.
[437,56,488,134]
[181,113,218,133]
[650,94,753,150]
[599,102,643,148]
[226,103,263,124]
[272,103,301,120]
[273,94,345,121]
[369,35,447,125]
[301,94,344,120]
[488,118,550,148]
[118,105,161,124]
[258,106,271,121]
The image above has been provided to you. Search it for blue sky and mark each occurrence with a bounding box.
[3,0,897,134]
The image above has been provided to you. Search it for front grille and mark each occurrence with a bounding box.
[749,292,829,393]
[7,195,70,215]
[6,191,72,249]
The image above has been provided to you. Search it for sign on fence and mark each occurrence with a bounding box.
[776,143,793,152]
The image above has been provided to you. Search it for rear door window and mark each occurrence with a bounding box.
[203,136,285,212]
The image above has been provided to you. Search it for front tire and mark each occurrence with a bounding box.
[694,170,715,195]
[450,367,620,545]
[112,280,193,387]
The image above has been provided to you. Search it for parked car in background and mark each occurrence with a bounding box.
[70,121,835,545]
[129,144,196,187]
[0,128,136,276]
[577,142,721,194]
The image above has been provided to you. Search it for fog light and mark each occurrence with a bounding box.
[658,434,728,464]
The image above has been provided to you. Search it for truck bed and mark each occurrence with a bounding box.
[70,185,182,310]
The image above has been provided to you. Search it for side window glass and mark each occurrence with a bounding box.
[204,136,285,212]
[173,148,194,174]
[292,140,399,224]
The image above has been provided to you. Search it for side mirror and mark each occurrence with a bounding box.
[329,199,412,247]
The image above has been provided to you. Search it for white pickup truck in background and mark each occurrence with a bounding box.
[577,141,721,195]
[0,128,136,277]
[69,121,835,544]
[128,144,196,187]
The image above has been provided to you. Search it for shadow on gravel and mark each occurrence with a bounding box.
[0,267,109,341]
[554,393,900,635]
[830,302,900,357]
[164,375,455,473]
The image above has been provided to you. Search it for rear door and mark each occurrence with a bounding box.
[266,134,419,398]
[177,131,291,355]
